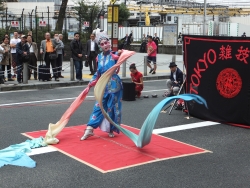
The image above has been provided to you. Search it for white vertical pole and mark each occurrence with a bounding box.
[203,0,207,35]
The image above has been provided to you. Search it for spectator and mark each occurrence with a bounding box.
[54,33,64,78]
[27,31,35,42]
[120,31,133,49]
[27,35,38,80]
[130,63,143,98]
[153,33,160,53]
[85,33,99,75]
[18,31,23,39]
[70,32,84,81]
[0,44,4,83]
[242,32,246,37]
[16,35,30,84]
[58,34,65,78]
[40,32,61,81]
[164,62,183,97]
[140,34,147,53]
[147,36,157,74]
[10,31,21,79]
[178,32,182,43]
[1,37,14,82]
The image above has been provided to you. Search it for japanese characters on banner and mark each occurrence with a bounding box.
[183,35,250,127]
[107,5,119,51]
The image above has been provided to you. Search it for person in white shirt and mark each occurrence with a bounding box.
[27,35,38,80]
[10,31,21,78]
[85,34,99,75]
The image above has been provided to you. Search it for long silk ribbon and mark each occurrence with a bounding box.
[44,49,208,148]
[43,50,135,145]
[94,51,208,148]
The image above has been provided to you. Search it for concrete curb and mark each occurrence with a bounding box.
[0,75,170,92]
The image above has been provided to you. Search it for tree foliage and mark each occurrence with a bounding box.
[74,0,101,35]
[118,3,130,25]
[0,0,5,12]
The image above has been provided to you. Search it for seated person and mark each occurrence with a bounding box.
[129,63,143,98]
[164,62,183,97]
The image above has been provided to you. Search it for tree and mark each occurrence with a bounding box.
[55,0,68,33]
[74,0,101,35]
[118,3,130,26]
[0,0,5,12]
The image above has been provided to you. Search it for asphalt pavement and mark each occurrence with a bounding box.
[0,80,250,188]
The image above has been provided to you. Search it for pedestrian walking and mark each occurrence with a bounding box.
[147,36,157,74]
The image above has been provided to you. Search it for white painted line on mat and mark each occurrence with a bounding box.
[153,121,220,134]
[27,147,57,156]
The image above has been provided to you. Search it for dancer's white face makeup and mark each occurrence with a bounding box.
[100,39,111,52]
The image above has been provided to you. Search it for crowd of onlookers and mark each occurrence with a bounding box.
[0,31,102,84]
[0,31,66,84]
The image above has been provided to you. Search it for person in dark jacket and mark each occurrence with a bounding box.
[16,35,30,83]
[70,32,84,81]
[165,62,183,97]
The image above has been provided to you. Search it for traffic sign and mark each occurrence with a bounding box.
[39,20,46,27]
[11,21,19,27]
[84,21,89,27]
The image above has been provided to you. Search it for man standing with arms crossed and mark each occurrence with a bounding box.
[10,31,21,79]
[147,36,157,74]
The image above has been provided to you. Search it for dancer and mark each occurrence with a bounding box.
[80,35,123,140]
[129,63,143,98]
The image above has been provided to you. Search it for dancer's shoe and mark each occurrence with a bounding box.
[108,132,115,138]
[80,128,94,140]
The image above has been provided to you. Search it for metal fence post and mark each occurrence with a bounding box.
[122,61,126,77]
[172,55,176,62]
[70,58,75,81]
[144,56,147,76]
[23,62,28,84]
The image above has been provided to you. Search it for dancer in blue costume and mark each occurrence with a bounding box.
[81,35,122,140]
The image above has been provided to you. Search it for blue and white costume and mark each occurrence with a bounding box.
[87,51,122,134]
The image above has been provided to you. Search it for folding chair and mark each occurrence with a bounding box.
[162,75,190,119]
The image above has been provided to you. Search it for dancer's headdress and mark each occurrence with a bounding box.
[93,28,109,45]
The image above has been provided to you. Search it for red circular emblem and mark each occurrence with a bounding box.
[216,68,242,98]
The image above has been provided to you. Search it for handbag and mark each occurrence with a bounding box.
[84,59,89,67]
[49,52,57,60]
[21,54,30,62]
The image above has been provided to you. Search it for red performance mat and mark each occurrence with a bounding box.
[23,125,210,173]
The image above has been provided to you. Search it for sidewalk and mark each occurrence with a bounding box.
[0,53,183,91]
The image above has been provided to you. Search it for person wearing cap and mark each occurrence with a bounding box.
[147,36,157,74]
[16,35,30,83]
[164,62,183,97]
[18,31,23,39]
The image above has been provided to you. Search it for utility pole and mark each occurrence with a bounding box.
[5,8,7,33]
[79,6,81,34]
[30,9,34,31]
[35,6,37,42]
[47,6,49,32]
[203,0,207,35]
[21,8,24,31]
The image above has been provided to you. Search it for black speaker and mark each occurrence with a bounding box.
[122,82,135,101]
